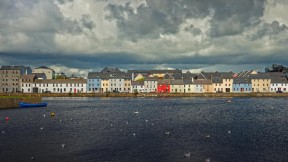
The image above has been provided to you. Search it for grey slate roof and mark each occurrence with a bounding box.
[101,67,122,73]
[35,79,86,84]
[32,73,46,79]
[233,78,251,84]
[157,79,170,85]
[248,73,271,79]
[269,73,288,83]
[145,77,158,81]
[132,81,144,86]
[183,79,193,84]
[170,80,184,85]
[193,79,213,85]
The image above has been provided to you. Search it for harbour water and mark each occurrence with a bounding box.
[0,97,288,162]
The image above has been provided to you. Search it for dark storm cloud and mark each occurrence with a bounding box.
[106,0,266,40]
[1,50,288,70]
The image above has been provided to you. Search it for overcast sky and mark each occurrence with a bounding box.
[0,0,287,76]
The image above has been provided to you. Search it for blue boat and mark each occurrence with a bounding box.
[19,102,47,108]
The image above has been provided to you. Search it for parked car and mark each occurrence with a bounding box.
[44,91,51,93]
[16,90,23,93]
[276,90,283,93]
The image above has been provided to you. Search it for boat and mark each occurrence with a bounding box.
[19,102,47,108]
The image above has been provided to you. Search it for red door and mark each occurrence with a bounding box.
[74,88,76,93]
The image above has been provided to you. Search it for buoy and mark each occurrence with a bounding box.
[227,100,231,103]
[132,133,136,136]
[228,130,231,134]
[50,112,55,117]
[205,134,211,138]
[61,144,65,149]
[5,117,9,123]
[184,152,191,158]
[30,156,35,160]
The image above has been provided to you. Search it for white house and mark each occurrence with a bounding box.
[21,74,38,93]
[170,80,184,93]
[144,78,158,93]
[33,79,87,93]
[131,81,145,93]
[269,73,288,92]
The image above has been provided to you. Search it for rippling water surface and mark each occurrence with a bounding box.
[1,97,288,162]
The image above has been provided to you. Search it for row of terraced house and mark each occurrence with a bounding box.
[1,65,288,94]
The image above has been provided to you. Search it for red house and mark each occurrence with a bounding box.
[157,80,171,93]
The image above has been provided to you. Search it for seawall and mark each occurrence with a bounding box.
[0,96,42,109]
[1,92,288,98]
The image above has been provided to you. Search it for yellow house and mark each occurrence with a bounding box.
[124,78,131,92]
[101,79,109,92]
[250,74,271,92]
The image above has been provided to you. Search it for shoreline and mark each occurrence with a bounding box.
[1,92,288,98]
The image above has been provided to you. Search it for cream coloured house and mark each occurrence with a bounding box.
[250,74,271,92]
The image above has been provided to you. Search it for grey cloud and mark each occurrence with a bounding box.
[184,24,202,36]
[81,15,96,30]
[247,21,288,41]
[0,0,83,53]
[56,0,74,4]
[106,0,266,40]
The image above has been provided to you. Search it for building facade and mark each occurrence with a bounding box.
[32,66,55,79]
[0,66,32,93]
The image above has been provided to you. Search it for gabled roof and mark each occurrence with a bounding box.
[21,74,37,80]
[163,73,174,80]
[101,67,122,73]
[237,70,258,77]
[34,66,54,72]
[32,73,46,78]
[219,72,236,79]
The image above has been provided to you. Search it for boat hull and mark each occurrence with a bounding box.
[19,102,47,108]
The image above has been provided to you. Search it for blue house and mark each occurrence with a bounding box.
[233,78,252,93]
[87,72,102,93]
